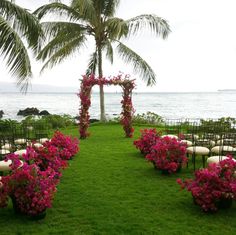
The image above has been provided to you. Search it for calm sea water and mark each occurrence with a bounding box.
[0,92,236,120]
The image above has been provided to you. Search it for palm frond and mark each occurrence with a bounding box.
[102,40,113,64]
[0,16,32,91]
[105,17,128,40]
[0,0,43,53]
[34,2,81,21]
[116,41,156,86]
[37,23,86,61]
[41,21,89,43]
[126,14,170,39]
[101,0,120,17]
[86,51,98,75]
[40,35,86,72]
[71,0,96,21]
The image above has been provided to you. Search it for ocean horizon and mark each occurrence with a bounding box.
[1,91,236,121]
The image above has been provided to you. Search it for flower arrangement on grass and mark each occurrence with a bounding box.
[25,145,67,176]
[24,131,79,173]
[0,154,58,216]
[0,131,80,218]
[146,136,187,174]
[177,156,236,212]
[133,128,160,154]
[49,131,79,160]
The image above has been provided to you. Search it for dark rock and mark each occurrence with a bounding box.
[39,110,50,115]
[0,110,4,118]
[89,119,100,123]
[17,107,40,116]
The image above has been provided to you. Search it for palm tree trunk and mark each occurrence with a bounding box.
[97,45,106,122]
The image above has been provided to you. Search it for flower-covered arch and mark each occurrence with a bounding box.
[78,74,135,139]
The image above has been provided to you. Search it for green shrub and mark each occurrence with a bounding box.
[199,117,236,133]
[21,115,76,130]
[133,112,164,125]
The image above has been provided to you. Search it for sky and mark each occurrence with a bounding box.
[1,0,236,92]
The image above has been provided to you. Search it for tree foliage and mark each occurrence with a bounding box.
[0,0,42,91]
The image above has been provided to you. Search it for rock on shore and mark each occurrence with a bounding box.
[17,108,51,116]
[0,110,4,118]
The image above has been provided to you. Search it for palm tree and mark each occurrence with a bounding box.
[0,0,42,91]
[34,0,170,121]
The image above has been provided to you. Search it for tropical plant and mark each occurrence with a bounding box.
[133,128,160,154]
[177,156,236,212]
[49,130,79,160]
[24,131,79,172]
[146,136,187,174]
[0,153,58,216]
[34,0,170,121]
[0,0,42,91]
[133,112,164,125]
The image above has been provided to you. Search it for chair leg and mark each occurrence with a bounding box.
[193,153,196,171]
[186,153,189,168]
[202,155,206,168]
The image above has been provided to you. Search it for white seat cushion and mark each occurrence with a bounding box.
[14,138,27,145]
[33,143,43,148]
[0,160,12,171]
[207,156,229,164]
[217,139,234,145]
[14,149,27,157]
[0,159,23,171]
[26,142,43,148]
[183,134,199,140]
[39,138,49,144]
[161,134,178,139]
[1,143,12,150]
[180,140,192,146]
[211,146,236,154]
[196,139,215,147]
[0,149,10,155]
[187,146,210,155]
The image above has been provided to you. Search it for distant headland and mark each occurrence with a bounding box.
[218,89,236,92]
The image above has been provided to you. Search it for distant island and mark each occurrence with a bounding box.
[218,89,236,92]
[0,81,77,93]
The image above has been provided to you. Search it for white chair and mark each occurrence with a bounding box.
[187,139,214,170]
[207,156,235,164]
[0,159,23,171]
[14,149,27,157]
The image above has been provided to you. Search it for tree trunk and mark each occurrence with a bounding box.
[97,45,106,122]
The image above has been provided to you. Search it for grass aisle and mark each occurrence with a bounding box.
[1,123,236,234]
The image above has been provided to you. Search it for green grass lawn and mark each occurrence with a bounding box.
[1,123,236,235]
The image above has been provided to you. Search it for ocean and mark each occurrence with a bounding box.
[0,91,236,121]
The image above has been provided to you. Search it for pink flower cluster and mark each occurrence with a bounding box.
[0,131,79,216]
[78,74,135,138]
[177,156,236,212]
[4,163,57,215]
[133,129,160,154]
[146,136,187,174]
[134,129,187,174]
[24,131,79,174]
[49,131,79,160]
[120,79,135,138]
